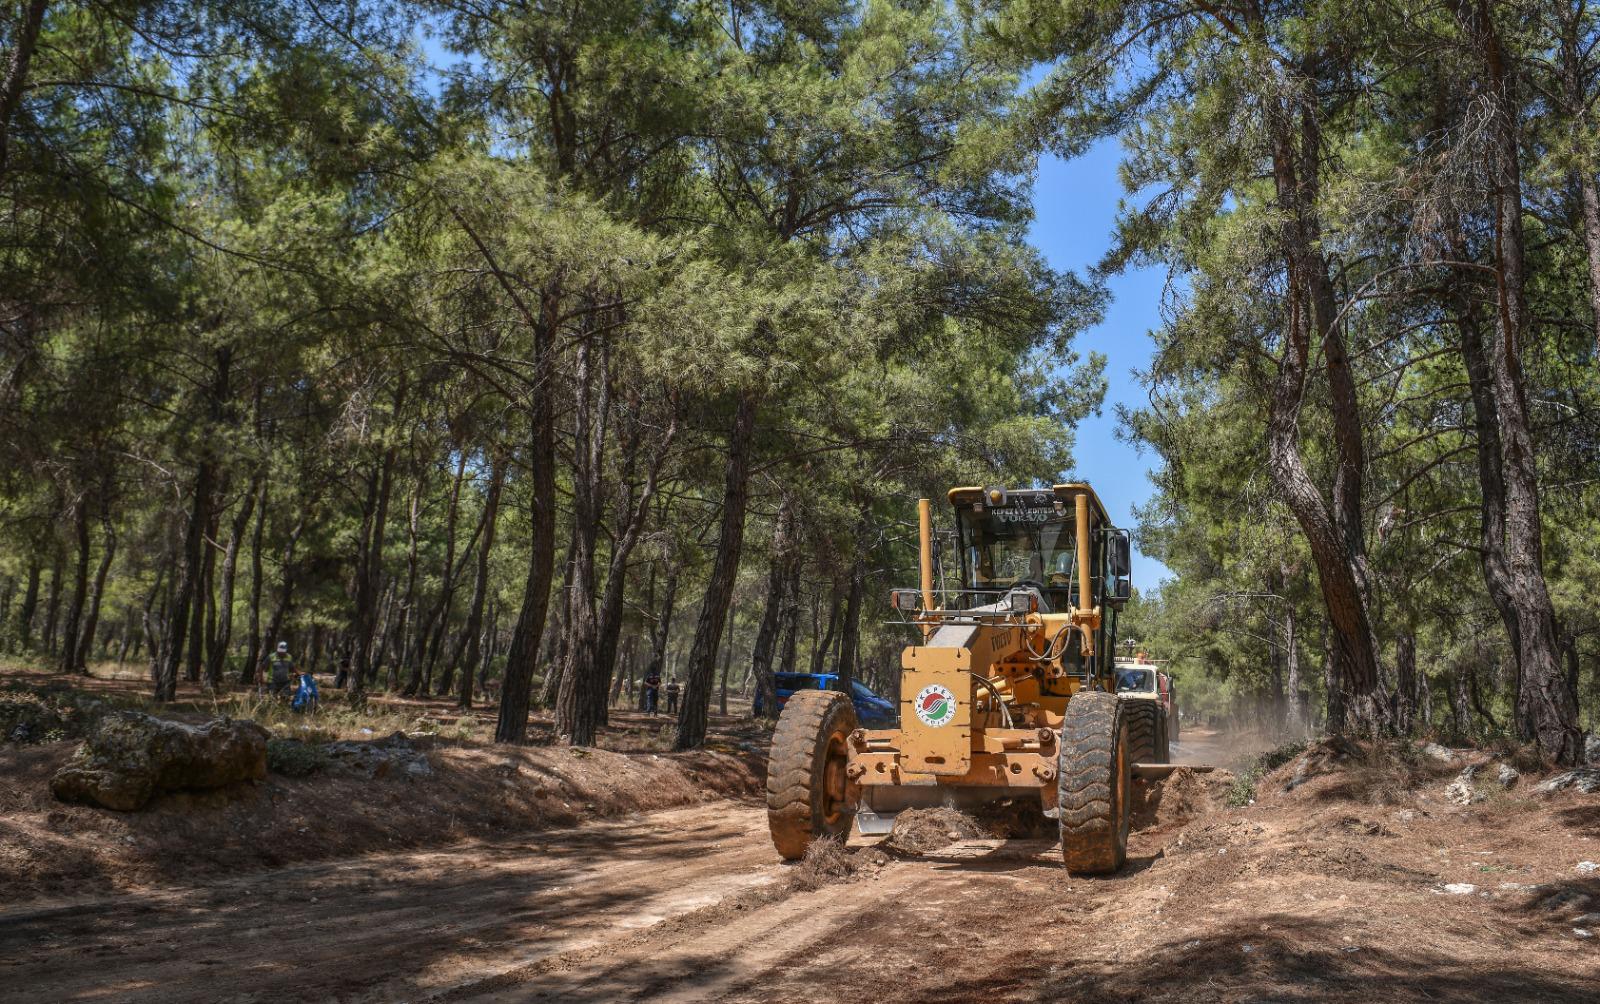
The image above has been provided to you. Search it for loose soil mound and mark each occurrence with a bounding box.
[0,735,761,903]
[882,806,988,855]
[1130,766,1235,832]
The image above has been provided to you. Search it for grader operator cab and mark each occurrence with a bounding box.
[766,483,1171,874]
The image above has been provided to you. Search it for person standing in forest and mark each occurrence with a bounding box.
[665,678,681,715]
[266,642,294,701]
[334,655,351,690]
[643,670,661,715]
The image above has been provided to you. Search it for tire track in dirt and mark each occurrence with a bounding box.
[0,803,780,1004]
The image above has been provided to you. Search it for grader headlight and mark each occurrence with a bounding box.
[1008,588,1041,615]
[890,588,923,611]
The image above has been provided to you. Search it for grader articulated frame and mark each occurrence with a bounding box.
[766,483,1173,874]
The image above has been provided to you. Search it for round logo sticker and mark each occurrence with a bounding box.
[913,684,956,727]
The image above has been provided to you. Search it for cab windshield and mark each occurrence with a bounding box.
[1116,668,1156,693]
[956,504,1077,595]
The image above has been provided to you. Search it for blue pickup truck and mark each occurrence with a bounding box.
[772,672,897,726]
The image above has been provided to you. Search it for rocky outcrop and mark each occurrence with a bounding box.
[1533,768,1600,796]
[50,711,268,811]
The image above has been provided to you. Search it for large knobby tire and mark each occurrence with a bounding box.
[1125,700,1169,764]
[767,689,858,860]
[1058,690,1132,875]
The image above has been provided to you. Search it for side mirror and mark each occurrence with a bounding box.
[1109,531,1132,578]
[1110,575,1132,605]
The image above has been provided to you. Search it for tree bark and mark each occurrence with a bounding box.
[259,510,306,684]
[410,450,467,696]
[1394,632,1417,735]
[1457,0,1581,763]
[455,456,504,710]
[494,281,560,745]
[748,498,796,720]
[0,0,49,177]
[57,501,91,674]
[13,556,39,651]
[41,541,63,656]
[675,390,760,751]
[208,471,260,686]
[556,334,610,743]
[810,586,841,677]
[592,415,676,728]
[835,552,866,693]
[157,457,212,702]
[1283,587,1302,732]
[241,476,269,684]
[643,563,678,685]
[353,437,399,698]
[1258,58,1385,731]
[73,515,114,672]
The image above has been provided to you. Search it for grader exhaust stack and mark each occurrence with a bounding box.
[765,483,1172,874]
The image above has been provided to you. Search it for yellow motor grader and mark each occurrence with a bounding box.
[767,483,1170,874]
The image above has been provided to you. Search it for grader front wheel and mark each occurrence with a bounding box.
[1058,691,1132,875]
[767,689,859,860]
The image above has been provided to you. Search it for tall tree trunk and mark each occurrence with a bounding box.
[1458,0,1581,763]
[0,0,49,177]
[643,563,678,684]
[209,471,260,687]
[1557,15,1600,361]
[675,390,759,751]
[1283,586,1302,732]
[259,511,306,684]
[72,517,115,673]
[718,630,734,716]
[477,599,499,698]
[41,541,63,656]
[157,457,212,702]
[13,556,39,651]
[777,562,802,675]
[1456,302,1524,670]
[409,450,467,696]
[395,460,426,689]
[354,439,399,698]
[592,415,676,727]
[540,547,576,708]
[556,335,610,743]
[241,476,269,684]
[810,586,841,677]
[748,498,796,720]
[57,501,91,673]
[835,553,866,694]
[1394,632,1417,735]
[1322,624,1345,733]
[493,279,560,745]
[455,456,504,710]
[1258,62,1385,731]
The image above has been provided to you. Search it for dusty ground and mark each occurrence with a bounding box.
[4,727,1597,1003]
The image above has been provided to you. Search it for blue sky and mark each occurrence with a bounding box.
[1028,141,1173,589]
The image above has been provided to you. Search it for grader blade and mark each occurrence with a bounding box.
[1132,763,1216,780]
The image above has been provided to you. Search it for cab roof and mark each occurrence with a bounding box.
[946,482,1114,528]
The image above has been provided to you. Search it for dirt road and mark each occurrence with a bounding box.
[5,764,1597,1004]
[6,783,1593,1004]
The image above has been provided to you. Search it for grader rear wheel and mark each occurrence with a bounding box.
[1125,700,1169,764]
[1057,691,1132,875]
[767,689,858,860]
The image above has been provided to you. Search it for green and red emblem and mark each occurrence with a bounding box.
[913,684,956,727]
